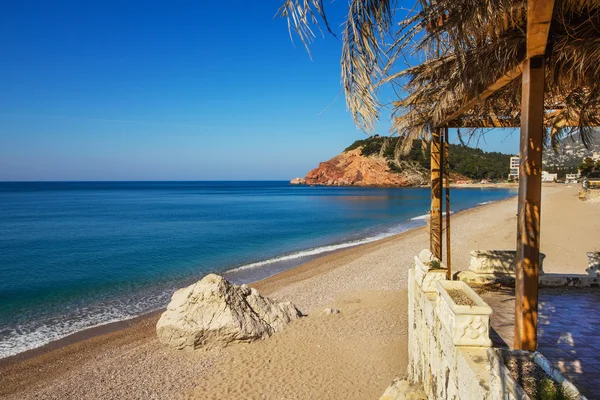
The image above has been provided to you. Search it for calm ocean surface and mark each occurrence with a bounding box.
[0,181,517,358]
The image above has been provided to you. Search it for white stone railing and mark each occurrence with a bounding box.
[457,249,600,288]
[435,280,492,348]
[408,251,493,399]
[468,250,546,276]
[407,250,588,400]
[414,249,448,293]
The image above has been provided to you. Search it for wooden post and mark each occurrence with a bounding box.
[430,129,443,260]
[515,55,545,351]
[444,127,452,279]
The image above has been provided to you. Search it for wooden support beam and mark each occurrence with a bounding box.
[430,129,443,260]
[443,127,452,279]
[527,0,555,58]
[436,0,553,128]
[515,56,545,351]
[437,63,524,127]
[445,117,599,129]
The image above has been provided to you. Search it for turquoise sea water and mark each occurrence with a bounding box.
[0,181,517,358]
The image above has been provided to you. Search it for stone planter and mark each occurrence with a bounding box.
[586,252,600,276]
[435,280,492,347]
[468,250,546,276]
[488,349,586,400]
[414,250,448,293]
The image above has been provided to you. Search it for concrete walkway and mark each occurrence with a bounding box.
[481,289,600,399]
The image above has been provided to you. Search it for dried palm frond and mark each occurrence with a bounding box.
[278,0,600,150]
[277,0,335,57]
[278,0,397,131]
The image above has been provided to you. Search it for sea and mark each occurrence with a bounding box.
[0,181,517,358]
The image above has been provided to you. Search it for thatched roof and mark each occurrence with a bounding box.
[279,0,600,150]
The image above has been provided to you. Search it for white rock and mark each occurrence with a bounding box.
[380,378,426,400]
[156,274,301,350]
[586,252,600,276]
[290,177,306,185]
[322,308,340,315]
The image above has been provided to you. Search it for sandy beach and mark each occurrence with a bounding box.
[1,184,597,400]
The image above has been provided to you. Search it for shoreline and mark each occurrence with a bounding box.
[0,310,163,368]
[0,187,517,362]
[290,182,520,189]
[0,230,423,370]
[0,194,515,369]
[2,184,592,399]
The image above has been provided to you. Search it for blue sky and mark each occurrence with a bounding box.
[0,1,520,181]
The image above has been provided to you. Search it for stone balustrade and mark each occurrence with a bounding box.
[414,249,448,293]
[404,250,588,400]
[468,250,546,276]
[408,253,493,399]
[435,280,492,348]
[457,249,600,288]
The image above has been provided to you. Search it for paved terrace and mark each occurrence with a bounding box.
[481,289,600,399]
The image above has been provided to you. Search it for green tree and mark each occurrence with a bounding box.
[579,157,595,177]
[343,136,511,180]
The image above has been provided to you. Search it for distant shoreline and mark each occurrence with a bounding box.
[290,181,520,189]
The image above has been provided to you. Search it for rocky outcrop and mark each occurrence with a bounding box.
[290,177,306,185]
[156,274,301,350]
[302,148,428,187]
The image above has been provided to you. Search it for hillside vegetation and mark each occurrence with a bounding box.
[345,136,511,181]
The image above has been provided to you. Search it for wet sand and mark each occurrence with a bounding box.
[1,184,596,399]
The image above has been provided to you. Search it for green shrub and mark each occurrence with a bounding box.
[388,161,403,173]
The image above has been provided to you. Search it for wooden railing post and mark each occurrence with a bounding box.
[515,55,545,351]
[444,127,452,279]
[430,129,443,260]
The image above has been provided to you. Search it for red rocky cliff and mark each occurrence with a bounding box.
[291,148,428,187]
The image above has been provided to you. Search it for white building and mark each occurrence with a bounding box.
[508,156,520,180]
[541,171,557,182]
[565,173,579,183]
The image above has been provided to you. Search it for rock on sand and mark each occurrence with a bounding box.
[156,274,301,350]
